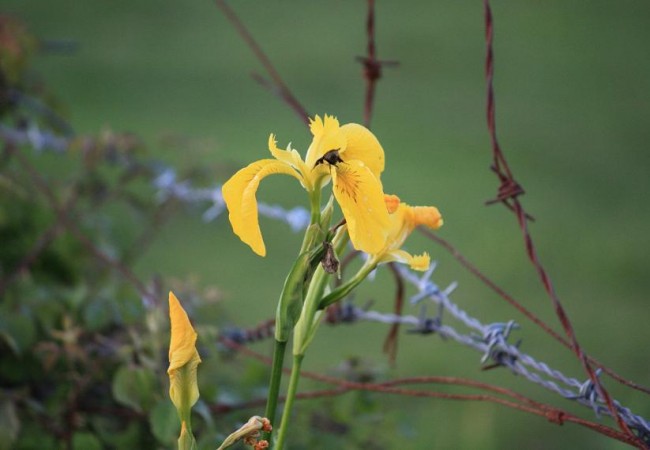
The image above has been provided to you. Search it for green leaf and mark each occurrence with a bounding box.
[83,297,114,331]
[71,432,102,450]
[109,422,144,448]
[115,289,145,325]
[0,311,36,355]
[32,291,65,332]
[149,399,179,444]
[0,331,19,355]
[112,365,156,412]
[90,417,143,448]
[0,399,20,450]
[275,251,312,342]
[13,421,57,449]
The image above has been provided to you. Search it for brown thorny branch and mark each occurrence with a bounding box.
[217,337,640,447]
[214,0,649,447]
[213,0,310,126]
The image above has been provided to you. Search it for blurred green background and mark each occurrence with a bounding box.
[3,0,650,448]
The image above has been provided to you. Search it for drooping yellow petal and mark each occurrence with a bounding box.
[222,159,302,256]
[339,123,385,178]
[331,160,390,254]
[168,292,201,415]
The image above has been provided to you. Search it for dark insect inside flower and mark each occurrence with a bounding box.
[314,148,344,168]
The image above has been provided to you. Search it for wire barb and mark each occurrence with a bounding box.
[476,320,521,366]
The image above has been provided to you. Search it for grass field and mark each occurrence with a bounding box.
[4,1,650,448]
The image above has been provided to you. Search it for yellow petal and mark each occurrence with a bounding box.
[410,206,443,230]
[332,160,390,254]
[384,202,443,253]
[371,198,442,270]
[309,114,340,138]
[408,252,431,271]
[304,116,385,178]
[384,250,431,271]
[305,114,346,168]
[222,159,302,256]
[339,123,385,178]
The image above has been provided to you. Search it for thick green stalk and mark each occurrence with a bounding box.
[265,187,325,442]
[274,354,304,450]
[266,247,313,439]
[309,186,322,226]
[263,339,286,439]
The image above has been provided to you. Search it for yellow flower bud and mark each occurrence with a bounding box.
[168,292,201,421]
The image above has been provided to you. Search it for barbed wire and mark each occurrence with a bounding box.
[0,123,68,153]
[5,121,648,445]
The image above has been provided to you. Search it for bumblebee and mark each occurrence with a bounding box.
[314,148,344,168]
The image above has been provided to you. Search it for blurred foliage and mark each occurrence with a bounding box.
[0,17,203,449]
[0,155,170,448]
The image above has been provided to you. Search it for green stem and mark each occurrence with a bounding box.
[274,354,304,450]
[309,187,322,225]
[318,260,377,309]
[263,339,286,441]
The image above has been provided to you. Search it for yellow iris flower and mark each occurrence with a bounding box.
[371,194,443,271]
[222,114,390,256]
[168,292,201,417]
